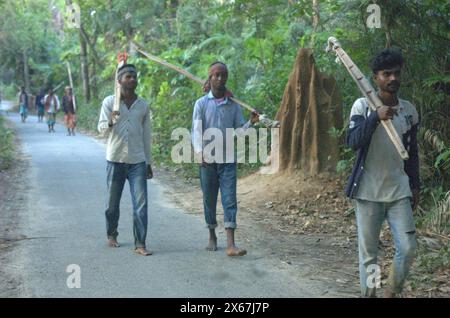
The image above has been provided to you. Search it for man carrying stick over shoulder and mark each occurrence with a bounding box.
[192,62,259,257]
[98,64,153,256]
[346,49,420,297]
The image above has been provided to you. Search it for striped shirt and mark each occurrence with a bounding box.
[192,91,252,163]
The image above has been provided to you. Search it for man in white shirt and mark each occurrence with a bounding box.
[98,64,153,256]
[44,88,60,132]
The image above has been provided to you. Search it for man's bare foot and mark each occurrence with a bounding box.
[226,247,247,257]
[108,239,120,247]
[206,236,217,251]
[134,247,152,256]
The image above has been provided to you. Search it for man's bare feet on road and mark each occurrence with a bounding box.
[226,246,247,257]
[108,239,120,247]
[206,236,217,251]
[134,247,152,256]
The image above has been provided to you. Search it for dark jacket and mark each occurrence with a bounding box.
[345,100,420,198]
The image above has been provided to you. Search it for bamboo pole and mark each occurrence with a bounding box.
[130,41,280,128]
[66,62,77,111]
[326,37,409,160]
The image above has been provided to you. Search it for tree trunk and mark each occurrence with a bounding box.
[91,60,98,100]
[275,49,342,175]
[312,0,319,32]
[385,28,393,48]
[79,29,90,102]
[80,26,102,67]
[310,0,320,46]
[22,50,31,94]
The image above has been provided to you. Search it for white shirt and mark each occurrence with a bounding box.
[44,94,60,113]
[98,95,152,164]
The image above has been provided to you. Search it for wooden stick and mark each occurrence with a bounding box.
[324,268,359,278]
[326,37,409,160]
[53,81,65,92]
[112,52,127,123]
[66,62,77,111]
[113,61,125,113]
[130,41,280,128]
[133,41,254,106]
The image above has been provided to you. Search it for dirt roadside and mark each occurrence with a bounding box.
[0,118,29,297]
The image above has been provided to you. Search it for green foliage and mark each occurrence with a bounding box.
[417,243,450,274]
[75,99,102,132]
[0,0,64,92]
[0,116,14,170]
[435,148,450,171]
[0,84,18,100]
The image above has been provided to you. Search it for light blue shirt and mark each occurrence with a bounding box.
[192,91,252,163]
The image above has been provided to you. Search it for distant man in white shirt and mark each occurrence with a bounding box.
[98,64,153,256]
[44,88,60,132]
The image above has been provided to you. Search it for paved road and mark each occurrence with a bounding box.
[2,106,326,298]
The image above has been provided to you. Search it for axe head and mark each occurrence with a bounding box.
[326,36,340,53]
[259,114,280,128]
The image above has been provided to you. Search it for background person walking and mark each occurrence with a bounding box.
[62,86,76,136]
[44,88,60,132]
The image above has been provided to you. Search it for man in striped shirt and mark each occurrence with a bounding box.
[192,62,259,257]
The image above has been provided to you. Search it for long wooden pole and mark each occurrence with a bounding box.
[53,81,65,92]
[326,37,409,160]
[66,62,77,111]
[112,52,127,124]
[130,41,280,128]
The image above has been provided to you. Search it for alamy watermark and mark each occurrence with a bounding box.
[366,4,381,29]
[366,264,382,289]
[66,264,81,289]
[171,122,280,174]
[65,3,81,29]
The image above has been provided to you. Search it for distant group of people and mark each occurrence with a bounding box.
[17,86,76,135]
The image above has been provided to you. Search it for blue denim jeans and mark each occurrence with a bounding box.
[46,112,56,126]
[105,161,148,248]
[19,104,27,117]
[355,198,417,297]
[199,163,237,229]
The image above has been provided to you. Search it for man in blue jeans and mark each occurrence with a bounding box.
[98,64,153,256]
[346,49,420,297]
[18,86,28,123]
[192,62,259,257]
